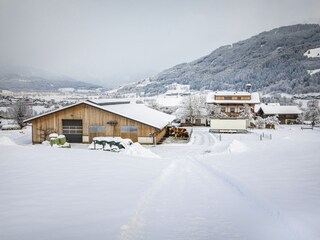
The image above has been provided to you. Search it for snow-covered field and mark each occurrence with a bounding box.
[0,126,319,240]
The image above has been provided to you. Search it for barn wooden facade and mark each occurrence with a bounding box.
[25,100,175,144]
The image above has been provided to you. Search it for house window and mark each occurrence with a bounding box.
[89,125,105,133]
[241,96,251,100]
[230,107,236,113]
[121,126,138,133]
[221,107,226,112]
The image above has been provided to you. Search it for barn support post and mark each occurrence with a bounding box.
[107,121,118,137]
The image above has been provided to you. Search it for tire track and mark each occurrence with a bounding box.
[118,160,177,240]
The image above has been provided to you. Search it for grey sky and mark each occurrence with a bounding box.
[0,0,319,88]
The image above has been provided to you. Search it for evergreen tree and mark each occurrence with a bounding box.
[304,99,320,126]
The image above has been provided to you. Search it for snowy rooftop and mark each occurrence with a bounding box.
[254,103,280,113]
[87,101,175,129]
[258,105,302,115]
[206,91,260,104]
[25,100,175,130]
[88,99,132,105]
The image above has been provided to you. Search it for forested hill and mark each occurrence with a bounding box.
[117,24,320,95]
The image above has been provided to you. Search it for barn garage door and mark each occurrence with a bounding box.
[62,120,83,143]
[120,126,138,142]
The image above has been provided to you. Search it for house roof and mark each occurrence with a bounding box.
[206,91,260,104]
[254,103,280,113]
[258,105,302,115]
[25,100,175,130]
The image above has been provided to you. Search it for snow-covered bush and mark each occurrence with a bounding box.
[265,115,280,129]
[255,117,265,129]
[239,104,253,120]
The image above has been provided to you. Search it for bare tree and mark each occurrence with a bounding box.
[207,104,228,119]
[179,95,207,125]
[38,127,56,141]
[13,100,32,128]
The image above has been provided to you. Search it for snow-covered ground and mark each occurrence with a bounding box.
[304,48,320,58]
[0,126,319,240]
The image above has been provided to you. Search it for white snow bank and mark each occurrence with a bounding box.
[49,133,58,138]
[304,48,320,58]
[123,143,160,158]
[1,124,21,130]
[0,136,17,146]
[307,69,320,76]
[228,140,248,153]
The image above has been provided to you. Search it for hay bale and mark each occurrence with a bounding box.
[50,138,58,146]
[58,135,66,145]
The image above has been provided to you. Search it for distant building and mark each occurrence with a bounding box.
[24,99,175,144]
[256,104,302,124]
[206,91,260,117]
[164,83,191,96]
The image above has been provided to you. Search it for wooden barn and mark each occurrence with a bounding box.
[25,99,175,144]
[256,104,302,124]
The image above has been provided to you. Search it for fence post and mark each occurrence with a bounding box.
[260,134,262,141]
[270,134,272,140]
[219,134,222,141]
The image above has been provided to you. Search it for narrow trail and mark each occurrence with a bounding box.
[118,128,305,240]
[118,160,177,240]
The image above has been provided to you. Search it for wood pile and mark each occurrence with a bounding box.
[168,127,189,138]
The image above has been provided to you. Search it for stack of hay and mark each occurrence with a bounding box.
[49,133,71,148]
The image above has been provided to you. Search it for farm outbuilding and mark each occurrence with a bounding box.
[256,104,302,124]
[25,99,175,144]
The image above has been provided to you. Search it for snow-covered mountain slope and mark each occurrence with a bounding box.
[114,24,320,96]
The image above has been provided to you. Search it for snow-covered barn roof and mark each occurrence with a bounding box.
[25,100,175,130]
[254,103,280,113]
[206,91,260,104]
[258,105,302,115]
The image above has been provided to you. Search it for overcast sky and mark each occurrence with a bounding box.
[0,0,319,88]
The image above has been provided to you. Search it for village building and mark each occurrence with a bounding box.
[177,107,208,126]
[255,103,302,124]
[206,90,260,117]
[24,99,175,144]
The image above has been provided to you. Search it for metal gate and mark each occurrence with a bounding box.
[62,119,83,143]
